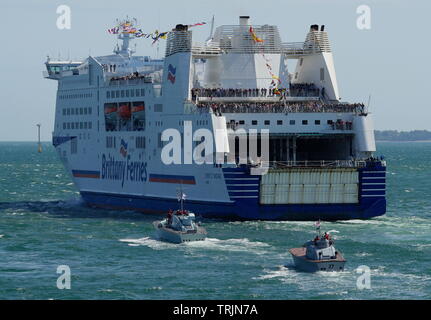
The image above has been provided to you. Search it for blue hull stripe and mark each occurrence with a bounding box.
[80,190,386,220]
[72,170,100,179]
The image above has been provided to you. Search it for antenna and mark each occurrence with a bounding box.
[367,94,372,113]
[36,124,42,153]
[206,15,215,43]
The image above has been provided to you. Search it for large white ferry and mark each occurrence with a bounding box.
[44,16,386,220]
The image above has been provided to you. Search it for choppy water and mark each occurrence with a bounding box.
[0,142,430,299]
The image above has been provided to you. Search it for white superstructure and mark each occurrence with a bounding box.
[44,17,385,220]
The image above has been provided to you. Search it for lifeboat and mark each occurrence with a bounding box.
[118,104,131,119]
[104,104,118,121]
[104,105,117,114]
[132,104,145,119]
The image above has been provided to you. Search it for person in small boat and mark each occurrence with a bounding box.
[167,209,173,224]
[324,232,330,240]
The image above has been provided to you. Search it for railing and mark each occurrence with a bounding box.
[192,42,222,56]
[263,160,367,169]
[108,77,152,86]
[195,101,365,114]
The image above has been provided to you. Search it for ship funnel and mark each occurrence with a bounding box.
[310,24,319,32]
[239,16,251,26]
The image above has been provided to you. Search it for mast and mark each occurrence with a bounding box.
[36,124,42,153]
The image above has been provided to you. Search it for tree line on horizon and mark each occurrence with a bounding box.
[375,130,431,141]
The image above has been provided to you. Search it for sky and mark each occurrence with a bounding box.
[0,0,429,141]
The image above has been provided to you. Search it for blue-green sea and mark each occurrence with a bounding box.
[0,141,430,300]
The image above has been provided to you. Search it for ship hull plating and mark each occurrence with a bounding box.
[78,162,386,221]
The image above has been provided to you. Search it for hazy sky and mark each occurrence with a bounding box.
[0,0,429,141]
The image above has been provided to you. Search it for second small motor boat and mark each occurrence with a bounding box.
[289,221,346,272]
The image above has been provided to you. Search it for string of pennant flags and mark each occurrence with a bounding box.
[107,19,207,45]
[249,26,282,94]
[107,19,281,92]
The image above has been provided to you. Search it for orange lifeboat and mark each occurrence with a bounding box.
[118,104,131,119]
[132,104,145,113]
[104,105,117,115]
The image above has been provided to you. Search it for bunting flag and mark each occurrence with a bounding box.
[249,26,264,43]
[188,22,207,28]
[107,19,207,45]
[107,27,120,34]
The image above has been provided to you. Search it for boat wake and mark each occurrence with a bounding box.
[118,236,271,254]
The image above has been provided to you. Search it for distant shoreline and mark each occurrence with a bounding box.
[377,140,431,142]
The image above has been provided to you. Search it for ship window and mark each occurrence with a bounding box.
[71,122,74,129]
[111,91,115,98]
[136,136,146,149]
[66,108,70,115]
[62,109,66,115]
[315,120,321,125]
[67,123,71,129]
[126,90,129,97]
[252,120,258,125]
[141,89,145,96]
[121,90,125,98]
[75,122,79,129]
[107,91,110,99]
[302,120,308,125]
[327,120,333,124]
[116,91,119,98]
[84,122,88,129]
[63,123,66,129]
[71,138,77,154]
[289,120,295,125]
[80,122,83,129]
[154,104,163,112]
[131,90,135,97]
[71,108,75,115]
[239,120,245,125]
[264,120,270,125]
[89,122,92,129]
[158,132,163,148]
[80,108,83,115]
[277,120,283,125]
[136,89,140,96]
[89,107,92,115]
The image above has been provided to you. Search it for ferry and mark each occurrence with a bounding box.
[44,16,386,220]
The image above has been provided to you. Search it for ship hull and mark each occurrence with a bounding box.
[81,190,385,221]
[79,162,386,221]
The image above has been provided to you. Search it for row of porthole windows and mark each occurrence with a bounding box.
[63,107,93,116]
[59,93,92,100]
[179,120,210,126]
[107,89,145,99]
[231,119,332,126]
[63,122,93,130]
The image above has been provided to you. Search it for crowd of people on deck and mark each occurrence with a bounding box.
[109,71,146,82]
[195,100,365,115]
[289,83,320,97]
[191,83,321,100]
